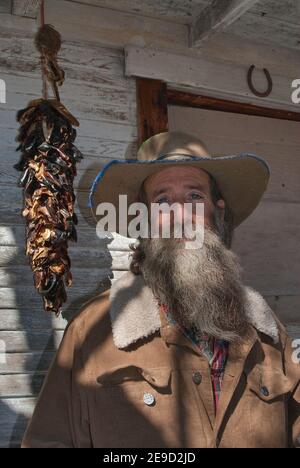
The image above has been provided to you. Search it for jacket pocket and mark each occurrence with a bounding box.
[245,366,295,447]
[93,366,174,447]
[247,366,295,402]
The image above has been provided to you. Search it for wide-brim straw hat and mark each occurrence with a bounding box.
[88,131,270,235]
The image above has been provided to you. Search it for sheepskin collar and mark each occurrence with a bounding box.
[109,271,279,349]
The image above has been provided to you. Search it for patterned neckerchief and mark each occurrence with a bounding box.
[158,302,229,412]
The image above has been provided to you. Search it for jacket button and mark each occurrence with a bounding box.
[260,386,269,397]
[192,371,202,385]
[143,392,155,406]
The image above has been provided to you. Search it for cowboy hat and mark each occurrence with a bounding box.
[88,131,270,235]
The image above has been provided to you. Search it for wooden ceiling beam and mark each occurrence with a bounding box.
[190,0,260,47]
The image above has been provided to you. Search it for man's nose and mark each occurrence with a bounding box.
[169,202,184,224]
[169,201,197,222]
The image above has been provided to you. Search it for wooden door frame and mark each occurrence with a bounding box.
[136,77,300,146]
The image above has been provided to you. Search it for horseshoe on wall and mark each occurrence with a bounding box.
[247,65,273,98]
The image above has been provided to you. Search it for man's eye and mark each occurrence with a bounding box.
[188,192,204,200]
[155,197,169,204]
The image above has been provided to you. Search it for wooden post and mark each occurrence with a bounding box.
[136,78,168,147]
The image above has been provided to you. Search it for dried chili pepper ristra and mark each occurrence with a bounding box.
[15,98,82,314]
[15,21,82,315]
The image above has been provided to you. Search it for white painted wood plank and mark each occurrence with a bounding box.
[190,0,260,47]
[0,73,136,126]
[65,0,209,25]
[0,272,125,311]
[0,330,64,352]
[250,0,300,26]
[0,397,35,448]
[229,7,300,51]
[125,45,300,111]
[0,225,133,250]
[0,372,45,398]
[200,32,300,79]
[0,245,131,269]
[0,112,137,147]
[0,13,36,37]
[0,308,68,331]
[0,34,137,129]
[0,351,55,373]
[0,39,136,94]
[12,0,41,18]
[44,0,188,51]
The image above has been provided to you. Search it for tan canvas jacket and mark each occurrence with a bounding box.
[22,271,300,448]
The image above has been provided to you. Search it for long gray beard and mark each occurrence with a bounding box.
[140,227,248,342]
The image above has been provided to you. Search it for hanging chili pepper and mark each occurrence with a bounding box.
[15,20,83,315]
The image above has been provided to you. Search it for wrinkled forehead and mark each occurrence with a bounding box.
[143,165,212,192]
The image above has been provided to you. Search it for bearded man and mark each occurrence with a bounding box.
[22,132,300,448]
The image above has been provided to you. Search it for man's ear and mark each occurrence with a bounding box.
[216,199,226,220]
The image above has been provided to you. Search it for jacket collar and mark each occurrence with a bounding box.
[109,271,279,349]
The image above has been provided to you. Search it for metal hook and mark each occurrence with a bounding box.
[247,65,273,98]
